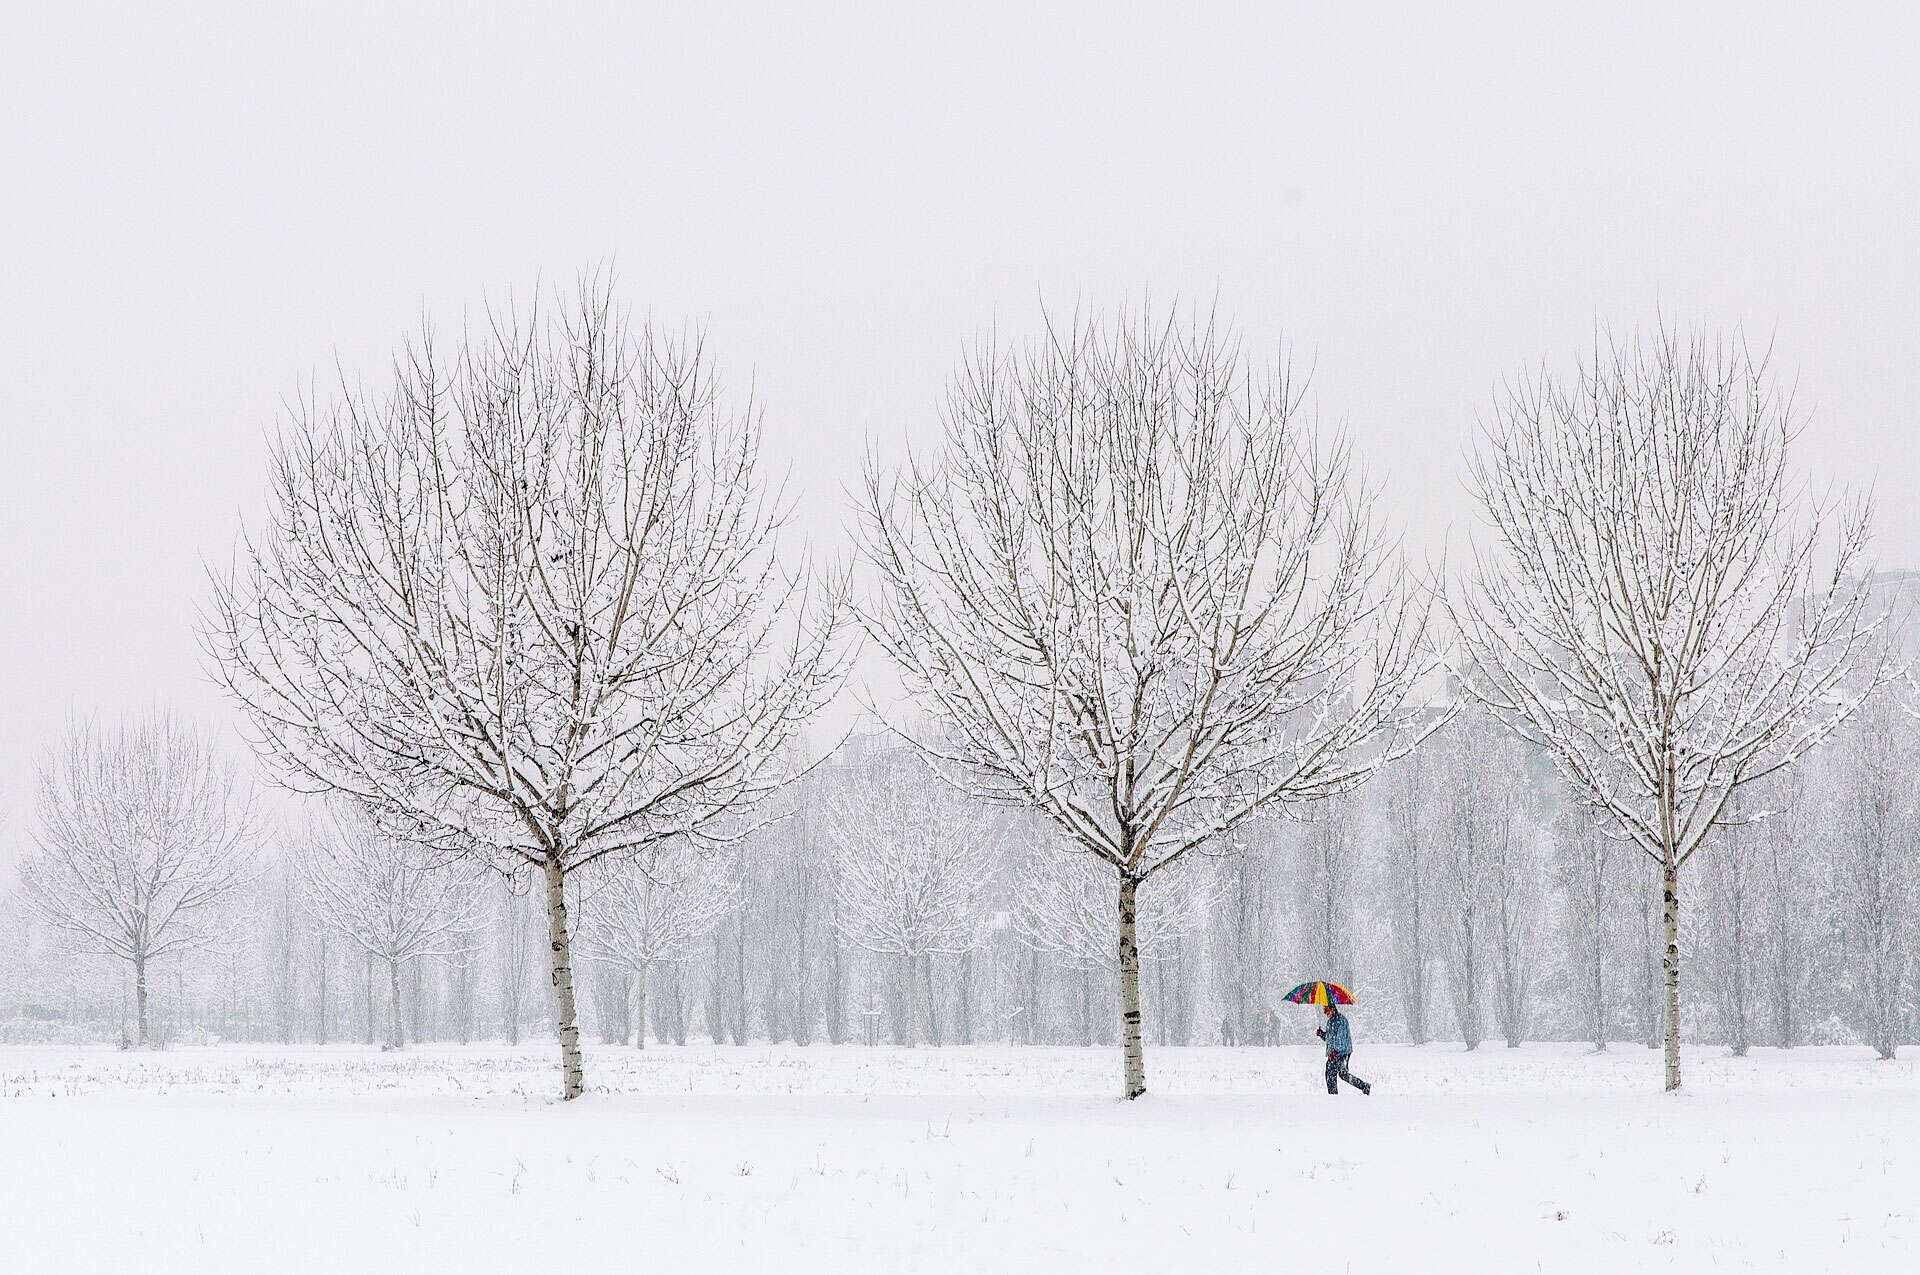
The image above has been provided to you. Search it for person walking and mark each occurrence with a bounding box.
[1316,1002,1372,1095]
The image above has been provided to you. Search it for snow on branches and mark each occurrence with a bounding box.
[859,305,1433,1095]
[207,277,853,1096]
[294,802,488,1049]
[1453,325,1893,1089]
[1009,829,1215,972]
[572,841,740,1048]
[20,712,259,1046]
[821,745,996,1043]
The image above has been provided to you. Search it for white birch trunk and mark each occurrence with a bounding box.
[133,956,149,1044]
[386,958,404,1050]
[1662,859,1682,1092]
[633,964,648,1050]
[1118,877,1146,1100]
[900,952,918,1048]
[544,859,586,1099]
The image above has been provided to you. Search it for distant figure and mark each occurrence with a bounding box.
[1316,1003,1372,1095]
[1221,1015,1237,1047]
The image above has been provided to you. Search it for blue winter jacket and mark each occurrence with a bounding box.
[1324,1010,1352,1055]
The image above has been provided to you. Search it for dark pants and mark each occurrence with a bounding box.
[1326,1051,1369,1094]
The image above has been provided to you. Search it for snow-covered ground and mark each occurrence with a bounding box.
[3,1042,1915,1273]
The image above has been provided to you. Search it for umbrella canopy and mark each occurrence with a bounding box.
[1282,980,1355,1007]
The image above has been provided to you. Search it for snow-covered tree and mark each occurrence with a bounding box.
[1553,806,1621,1050]
[1380,748,1438,1044]
[1291,803,1360,994]
[494,880,540,1045]
[1696,790,1766,1055]
[1010,830,1216,1045]
[1827,695,1918,1059]
[824,750,996,1046]
[1432,725,1494,1049]
[294,803,486,1049]
[1454,327,1889,1090]
[207,278,851,1097]
[1209,833,1282,1046]
[19,713,258,1045]
[574,842,739,1047]
[1485,789,1544,1048]
[1755,768,1814,1048]
[860,306,1432,1097]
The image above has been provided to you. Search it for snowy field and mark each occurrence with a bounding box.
[3,1042,1916,1274]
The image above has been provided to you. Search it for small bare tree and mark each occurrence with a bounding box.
[860,306,1432,1097]
[573,842,739,1047]
[495,880,539,1045]
[294,803,486,1049]
[1455,327,1889,1090]
[1485,790,1543,1049]
[1010,831,1216,1045]
[207,278,850,1097]
[20,713,257,1045]
[1553,806,1620,1051]
[824,751,995,1046]
[1697,790,1765,1055]
[1828,695,1918,1059]
[1380,749,1437,1044]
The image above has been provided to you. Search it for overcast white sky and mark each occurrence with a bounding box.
[2,2,1915,871]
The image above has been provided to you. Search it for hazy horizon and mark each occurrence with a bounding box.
[4,2,1916,872]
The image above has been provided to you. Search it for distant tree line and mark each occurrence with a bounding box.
[5,700,1915,1063]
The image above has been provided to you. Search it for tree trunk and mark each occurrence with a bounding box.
[1024,946,1043,1045]
[633,964,648,1049]
[134,954,150,1047]
[410,956,425,1044]
[922,953,942,1046]
[901,952,918,1047]
[732,917,748,1045]
[825,936,847,1045]
[956,949,974,1045]
[1591,915,1606,1052]
[387,957,404,1050]
[364,953,375,1045]
[452,950,470,1046]
[543,858,586,1100]
[1118,876,1146,1100]
[317,934,329,1045]
[1407,884,1427,1046]
[1662,858,1682,1092]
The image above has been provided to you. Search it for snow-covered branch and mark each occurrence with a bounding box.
[207,275,854,1095]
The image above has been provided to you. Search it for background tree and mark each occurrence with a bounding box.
[19,713,257,1046]
[574,841,739,1048]
[824,753,995,1046]
[1755,768,1813,1048]
[294,803,486,1050]
[860,306,1432,1097]
[1430,713,1534,1050]
[1455,327,1888,1090]
[1484,782,1544,1049]
[495,881,540,1046]
[1380,749,1437,1044]
[1827,695,1918,1059]
[1009,835,1215,1047]
[1209,833,1281,1047]
[1291,804,1360,999]
[1696,790,1765,1055]
[1553,806,1621,1051]
[208,278,850,1098]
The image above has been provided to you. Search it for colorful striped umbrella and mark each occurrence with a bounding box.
[1282,980,1355,1007]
